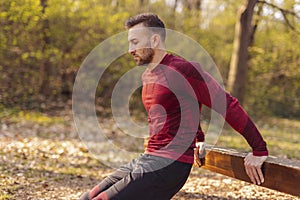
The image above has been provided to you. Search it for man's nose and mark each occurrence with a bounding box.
[128,44,135,54]
[128,49,135,54]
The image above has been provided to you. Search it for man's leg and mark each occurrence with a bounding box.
[91,154,192,200]
[79,157,139,200]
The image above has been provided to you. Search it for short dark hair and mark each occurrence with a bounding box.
[125,13,166,42]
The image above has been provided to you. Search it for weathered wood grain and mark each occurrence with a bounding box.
[201,146,300,197]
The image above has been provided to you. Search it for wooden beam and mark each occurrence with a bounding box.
[201,146,300,197]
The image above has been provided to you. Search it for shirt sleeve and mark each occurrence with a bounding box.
[165,62,268,156]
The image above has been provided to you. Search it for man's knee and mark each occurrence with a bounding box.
[79,191,90,200]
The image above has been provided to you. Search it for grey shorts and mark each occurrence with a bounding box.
[80,154,192,200]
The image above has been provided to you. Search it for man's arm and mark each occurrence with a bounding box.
[166,62,268,184]
[193,67,268,184]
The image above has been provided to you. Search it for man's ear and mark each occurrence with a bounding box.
[151,34,160,48]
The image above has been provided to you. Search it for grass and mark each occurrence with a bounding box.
[1,105,299,160]
[212,117,300,160]
[0,106,65,126]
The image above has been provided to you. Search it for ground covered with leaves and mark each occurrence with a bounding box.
[0,108,299,200]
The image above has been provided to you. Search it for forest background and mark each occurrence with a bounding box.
[0,0,300,199]
[1,0,300,118]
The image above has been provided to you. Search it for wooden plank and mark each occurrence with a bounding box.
[201,146,300,197]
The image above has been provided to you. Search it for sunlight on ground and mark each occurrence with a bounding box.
[0,108,299,199]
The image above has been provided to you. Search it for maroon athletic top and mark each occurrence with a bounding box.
[142,54,268,164]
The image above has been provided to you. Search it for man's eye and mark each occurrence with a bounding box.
[131,40,139,44]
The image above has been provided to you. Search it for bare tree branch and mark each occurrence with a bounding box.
[258,0,300,34]
[281,9,300,34]
[258,0,300,19]
[250,2,264,46]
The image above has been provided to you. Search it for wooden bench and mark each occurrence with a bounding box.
[201,146,300,197]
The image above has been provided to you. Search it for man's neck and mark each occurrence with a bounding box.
[147,50,167,71]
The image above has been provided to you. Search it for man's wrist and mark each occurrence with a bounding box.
[253,150,268,156]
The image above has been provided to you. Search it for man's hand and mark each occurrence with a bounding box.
[244,153,267,185]
[194,142,206,167]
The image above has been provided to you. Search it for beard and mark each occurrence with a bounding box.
[134,48,154,66]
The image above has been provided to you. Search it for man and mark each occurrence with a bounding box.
[79,13,268,200]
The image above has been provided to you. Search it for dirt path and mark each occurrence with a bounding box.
[0,110,298,200]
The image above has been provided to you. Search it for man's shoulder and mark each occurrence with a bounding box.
[165,54,203,77]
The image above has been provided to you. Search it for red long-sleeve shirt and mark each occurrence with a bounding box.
[142,54,268,164]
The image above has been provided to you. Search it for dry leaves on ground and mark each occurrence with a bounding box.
[0,110,298,200]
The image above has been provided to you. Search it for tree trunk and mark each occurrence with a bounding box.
[39,0,52,96]
[168,0,178,29]
[227,0,258,104]
[182,0,202,11]
[139,0,149,9]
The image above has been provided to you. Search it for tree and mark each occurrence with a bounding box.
[246,0,300,117]
[227,0,258,104]
[39,0,52,96]
[227,0,300,104]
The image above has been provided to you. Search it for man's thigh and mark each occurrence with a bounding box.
[106,155,192,200]
[99,155,141,189]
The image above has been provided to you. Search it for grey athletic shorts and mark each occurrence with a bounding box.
[79,154,192,200]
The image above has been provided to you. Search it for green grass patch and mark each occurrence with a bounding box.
[212,117,300,160]
[0,106,64,126]
[0,194,13,200]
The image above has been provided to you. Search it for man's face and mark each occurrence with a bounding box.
[128,23,154,66]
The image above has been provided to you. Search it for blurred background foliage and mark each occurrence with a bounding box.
[0,0,299,119]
